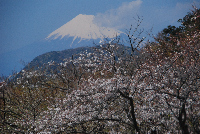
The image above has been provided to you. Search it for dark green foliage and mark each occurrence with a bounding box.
[162,25,183,41]
[178,7,200,31]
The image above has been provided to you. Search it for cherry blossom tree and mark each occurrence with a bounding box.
[140,7,200,133]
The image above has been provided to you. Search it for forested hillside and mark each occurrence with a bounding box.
[0,7,199,134]
[23,44,133,71]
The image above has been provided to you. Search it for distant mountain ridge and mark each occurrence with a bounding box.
[24,44,134,71]
[24,46,93,70]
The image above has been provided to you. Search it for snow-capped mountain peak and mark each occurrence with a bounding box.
[46,14,123,42]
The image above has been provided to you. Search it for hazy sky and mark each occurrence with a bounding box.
[0,0,199,75]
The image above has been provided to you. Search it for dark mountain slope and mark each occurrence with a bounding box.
[24,44,135,71]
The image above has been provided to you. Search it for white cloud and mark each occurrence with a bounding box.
[154,1,199,25]
[94,0,142,30]
[93,0,200,36]
[170,2,197,23]
[138,1,199,34]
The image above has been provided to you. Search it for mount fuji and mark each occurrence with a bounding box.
[1,14,124,76]
[40,14,124,56]
[45,14,123,49]
[46,14,122,45]
[27,14,124,55]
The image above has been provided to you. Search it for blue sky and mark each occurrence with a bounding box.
[0,0,200,76]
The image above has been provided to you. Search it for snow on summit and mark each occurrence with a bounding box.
[46,14,123,41]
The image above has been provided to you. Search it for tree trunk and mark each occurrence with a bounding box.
[178,103,189,134]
